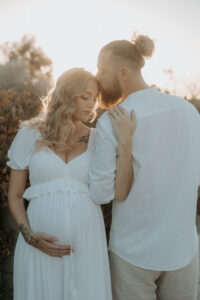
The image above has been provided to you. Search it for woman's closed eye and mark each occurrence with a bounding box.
[81,96,89,101]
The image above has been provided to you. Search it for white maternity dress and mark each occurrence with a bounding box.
[7,127,112,300]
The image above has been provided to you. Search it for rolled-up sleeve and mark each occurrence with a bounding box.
[89,114,117,204]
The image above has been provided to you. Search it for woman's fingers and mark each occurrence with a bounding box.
[41,240,71,251]
[35,233,71,249]
[35,233,58,242]
[113,106,136,124]
[109,105,130,120]
[46,248,71,256]
[131,109,136,121]
[41,246,71,255]
[131,110,136,132]
[47,243,71,251]
[40,248,71,257]
[112,106,121,115]
[31,232,72,257]
[109,105,125,119]
[34,240,72,257]
[117,105,127,115]
[109,109,118,120]
[108,112,118,132]
[108,111,115,121]
[108,105,137,143]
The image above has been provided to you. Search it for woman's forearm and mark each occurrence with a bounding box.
[108,105,136,201]
[8,193,39,244]
[7,169,37,243]
[115,141,133,201]
[7,170,64,253]
[8,195,30,228]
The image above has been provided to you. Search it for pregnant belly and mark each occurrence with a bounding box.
[26,191,102,246]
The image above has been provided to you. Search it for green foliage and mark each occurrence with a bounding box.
[0,35,53,258]
[0,35,52,80]
[0,89,43,208]
[0,228,16,258]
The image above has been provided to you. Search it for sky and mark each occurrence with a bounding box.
[0,0,200,95]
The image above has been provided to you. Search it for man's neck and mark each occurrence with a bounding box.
[121,77,149,101]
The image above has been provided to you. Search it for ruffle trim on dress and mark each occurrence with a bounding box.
[23,178,89,201]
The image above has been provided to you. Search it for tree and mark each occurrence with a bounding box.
[0,35,53,96]
[0,35,53,260]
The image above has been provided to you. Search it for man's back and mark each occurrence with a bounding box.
[90,88,200,271]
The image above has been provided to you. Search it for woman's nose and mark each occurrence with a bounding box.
[88,98,95,108]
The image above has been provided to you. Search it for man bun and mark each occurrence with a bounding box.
[132,33,155,58]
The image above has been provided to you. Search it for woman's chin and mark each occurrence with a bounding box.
[77,117,89,123]
[73,116,89,123]
[81,115,91,123]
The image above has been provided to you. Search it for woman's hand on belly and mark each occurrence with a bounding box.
[20,223,72,257]
[31,232,72,257]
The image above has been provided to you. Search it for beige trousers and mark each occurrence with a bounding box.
[109,251,198,300]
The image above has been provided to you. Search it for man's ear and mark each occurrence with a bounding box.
[119,66,129,82]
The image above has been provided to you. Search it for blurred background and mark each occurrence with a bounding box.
[0,0,200,299]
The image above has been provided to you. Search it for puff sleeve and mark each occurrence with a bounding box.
[7,127,39,170]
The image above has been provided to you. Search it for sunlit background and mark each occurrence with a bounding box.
[1,2,200,297]
[0,0,200,97]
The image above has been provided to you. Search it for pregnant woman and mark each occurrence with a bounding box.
[7,68,135,300]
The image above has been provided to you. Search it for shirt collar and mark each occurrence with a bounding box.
[125,87,158,103]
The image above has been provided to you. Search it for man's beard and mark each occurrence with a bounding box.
[99,77,123,108]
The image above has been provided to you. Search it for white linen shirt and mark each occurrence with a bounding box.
[89,88,200,271]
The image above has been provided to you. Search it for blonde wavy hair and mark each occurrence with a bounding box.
[20,68,98,152]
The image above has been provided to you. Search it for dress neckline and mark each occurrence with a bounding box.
[47,128,94,166]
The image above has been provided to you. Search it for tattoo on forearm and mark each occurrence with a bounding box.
[19,223,39,245]
[78,134,89,144]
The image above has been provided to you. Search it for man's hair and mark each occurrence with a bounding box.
[101,33,155,70]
